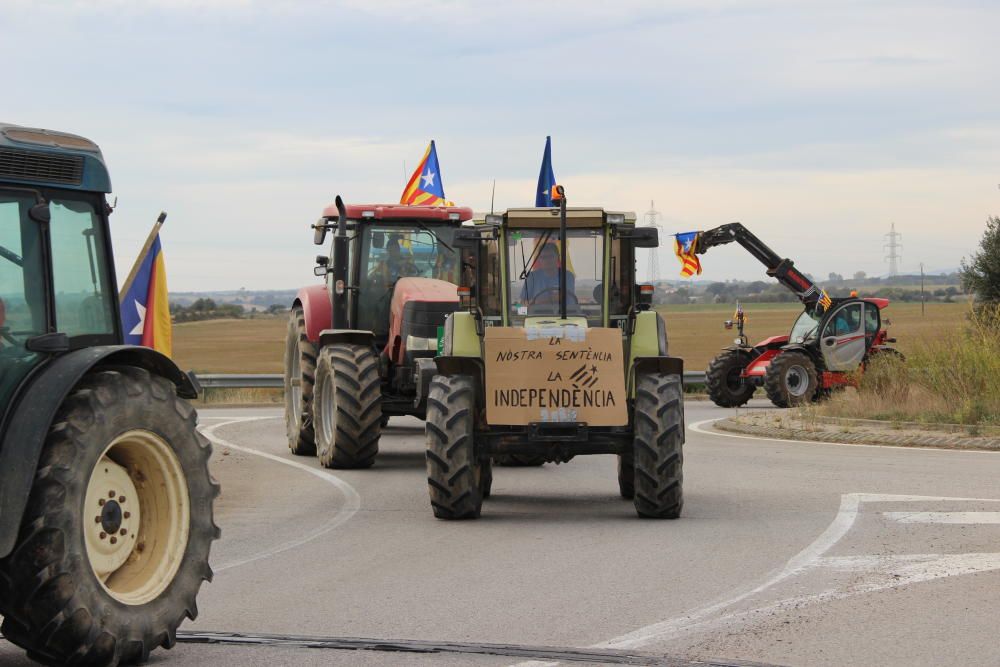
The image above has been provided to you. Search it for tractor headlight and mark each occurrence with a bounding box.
[406,335,438,351]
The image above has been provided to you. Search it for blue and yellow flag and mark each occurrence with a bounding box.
[535,136,557,206]
[674,232,702,278]
[400,140,454,206]
[120,216,171,356]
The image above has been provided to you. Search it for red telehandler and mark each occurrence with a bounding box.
[698,223,899,407]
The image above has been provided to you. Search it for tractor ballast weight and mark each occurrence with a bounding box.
[426,188,685,520]
[285,198,473,467]
[697,223,900,407]
[0,123,218,665]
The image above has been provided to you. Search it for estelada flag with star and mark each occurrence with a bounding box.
[400,140,454,206]
[119,212,172,356]
[674,231,702,278]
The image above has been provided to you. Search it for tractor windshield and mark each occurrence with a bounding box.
[356,223,459,337]
[0,192,48,413]
[789,309,821,344]
[507,227,604,325]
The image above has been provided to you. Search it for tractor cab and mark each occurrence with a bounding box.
[787,297,889,372]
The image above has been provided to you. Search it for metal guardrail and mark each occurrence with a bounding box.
[194,371,708,389]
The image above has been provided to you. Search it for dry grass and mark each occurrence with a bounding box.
[171,301,972,376]
[192,387,283,406]
[815,305,1000,426]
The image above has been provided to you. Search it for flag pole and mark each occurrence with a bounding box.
[119,211,167,304]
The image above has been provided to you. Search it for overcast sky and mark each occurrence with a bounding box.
[4,0,998,290]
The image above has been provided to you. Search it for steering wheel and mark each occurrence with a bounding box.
[528,287,579,306]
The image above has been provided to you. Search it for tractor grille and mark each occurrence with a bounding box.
[0,147,84,185]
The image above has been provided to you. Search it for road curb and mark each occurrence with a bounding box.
[713,416,1000,451]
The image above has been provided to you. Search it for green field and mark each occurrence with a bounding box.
[172,301,973,374]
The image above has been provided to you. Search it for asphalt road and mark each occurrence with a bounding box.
[3,399,998,667]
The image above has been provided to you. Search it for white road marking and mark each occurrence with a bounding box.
[688,417,1000,453]
[201,417,362,573]
[883,511,1000,524]
[595,493,1000,653]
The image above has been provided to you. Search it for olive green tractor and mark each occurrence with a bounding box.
[426,187,685,520]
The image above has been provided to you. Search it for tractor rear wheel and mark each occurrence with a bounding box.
[632,373,684,519]
[284,306,318,456]
[314,344,383,469]
[705,349,756,407]
[764,351,818,408]
[425,375,484,519]
[493,454,546,467]
[0,367,219,666]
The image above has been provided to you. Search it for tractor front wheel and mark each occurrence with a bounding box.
[284,306,318,455]
[0,367,219,666]
[764,351,818,408]
[705,349,756,407]
[313,344,383,469]
[632,373,684,519]
[425,375,484,519]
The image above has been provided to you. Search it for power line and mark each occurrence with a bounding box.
[884,223,902,277]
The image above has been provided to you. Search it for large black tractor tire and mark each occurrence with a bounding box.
[705,349,756,407]
[425,375,484,520]
[493,453,546,467]
[313,344,383,469]
[0,367,219,667]
[284,306,318,456]
[632,373,684,519]
[617,455,635,500]
[763,351,818,408]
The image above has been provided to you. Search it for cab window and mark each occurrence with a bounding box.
[824,303,862,338]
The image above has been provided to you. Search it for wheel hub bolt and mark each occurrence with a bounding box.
[110,537,117,544]
[98,498,106,506]
[120,529,127,536]
[119,496,126,503]
[99,532,107,539]
[123,511,131,519]
[108,490,116,498]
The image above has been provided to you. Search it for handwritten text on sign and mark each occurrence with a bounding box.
[485,327,627,426]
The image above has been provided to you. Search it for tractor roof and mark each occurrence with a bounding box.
[0,122,111,193]
[491,207,637,228]
[321,203,473,223]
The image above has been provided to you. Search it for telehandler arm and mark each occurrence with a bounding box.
[695,222,828,312]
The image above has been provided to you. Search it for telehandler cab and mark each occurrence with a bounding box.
[425,186,685,520]
[698,223,899,407]
[0,123,218,665]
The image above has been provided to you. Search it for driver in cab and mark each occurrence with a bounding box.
[521,242,574,305]
[372,237,417,285]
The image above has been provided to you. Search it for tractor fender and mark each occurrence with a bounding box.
[629,356,684,396]
[318,329,375,349]
[0,345,197,559]
[295,284,331,344]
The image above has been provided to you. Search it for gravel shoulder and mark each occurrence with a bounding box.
[716,411,1000,451]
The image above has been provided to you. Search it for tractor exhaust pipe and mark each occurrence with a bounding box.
[554,185,567,321]
[331,195,350,329]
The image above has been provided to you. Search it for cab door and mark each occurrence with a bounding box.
[820,301,866,371]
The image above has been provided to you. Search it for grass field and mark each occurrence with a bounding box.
[171,301,973,374]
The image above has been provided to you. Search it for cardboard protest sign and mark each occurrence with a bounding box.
[485,327,627,426]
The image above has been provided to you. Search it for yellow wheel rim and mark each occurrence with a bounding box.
[84,430,190,606]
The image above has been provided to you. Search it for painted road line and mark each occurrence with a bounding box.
[883,511,1000,524]
[591,493,1000,652]
[201,417,362,573]
[688,417,1000,454]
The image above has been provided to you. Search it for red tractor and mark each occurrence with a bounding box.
[285,198,471,467]
[699,223,899,408]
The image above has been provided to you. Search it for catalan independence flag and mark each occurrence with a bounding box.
[400,140,455,206]
[120,213,172,356]
[674,231,702,278]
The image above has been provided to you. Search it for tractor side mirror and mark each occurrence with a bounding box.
[453,228,483,249]
[312,218,328,246]
[28,202,50,224]
[372,231,385,249]
[620,227,658,248]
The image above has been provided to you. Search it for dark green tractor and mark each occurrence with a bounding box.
[0,124,218,665]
